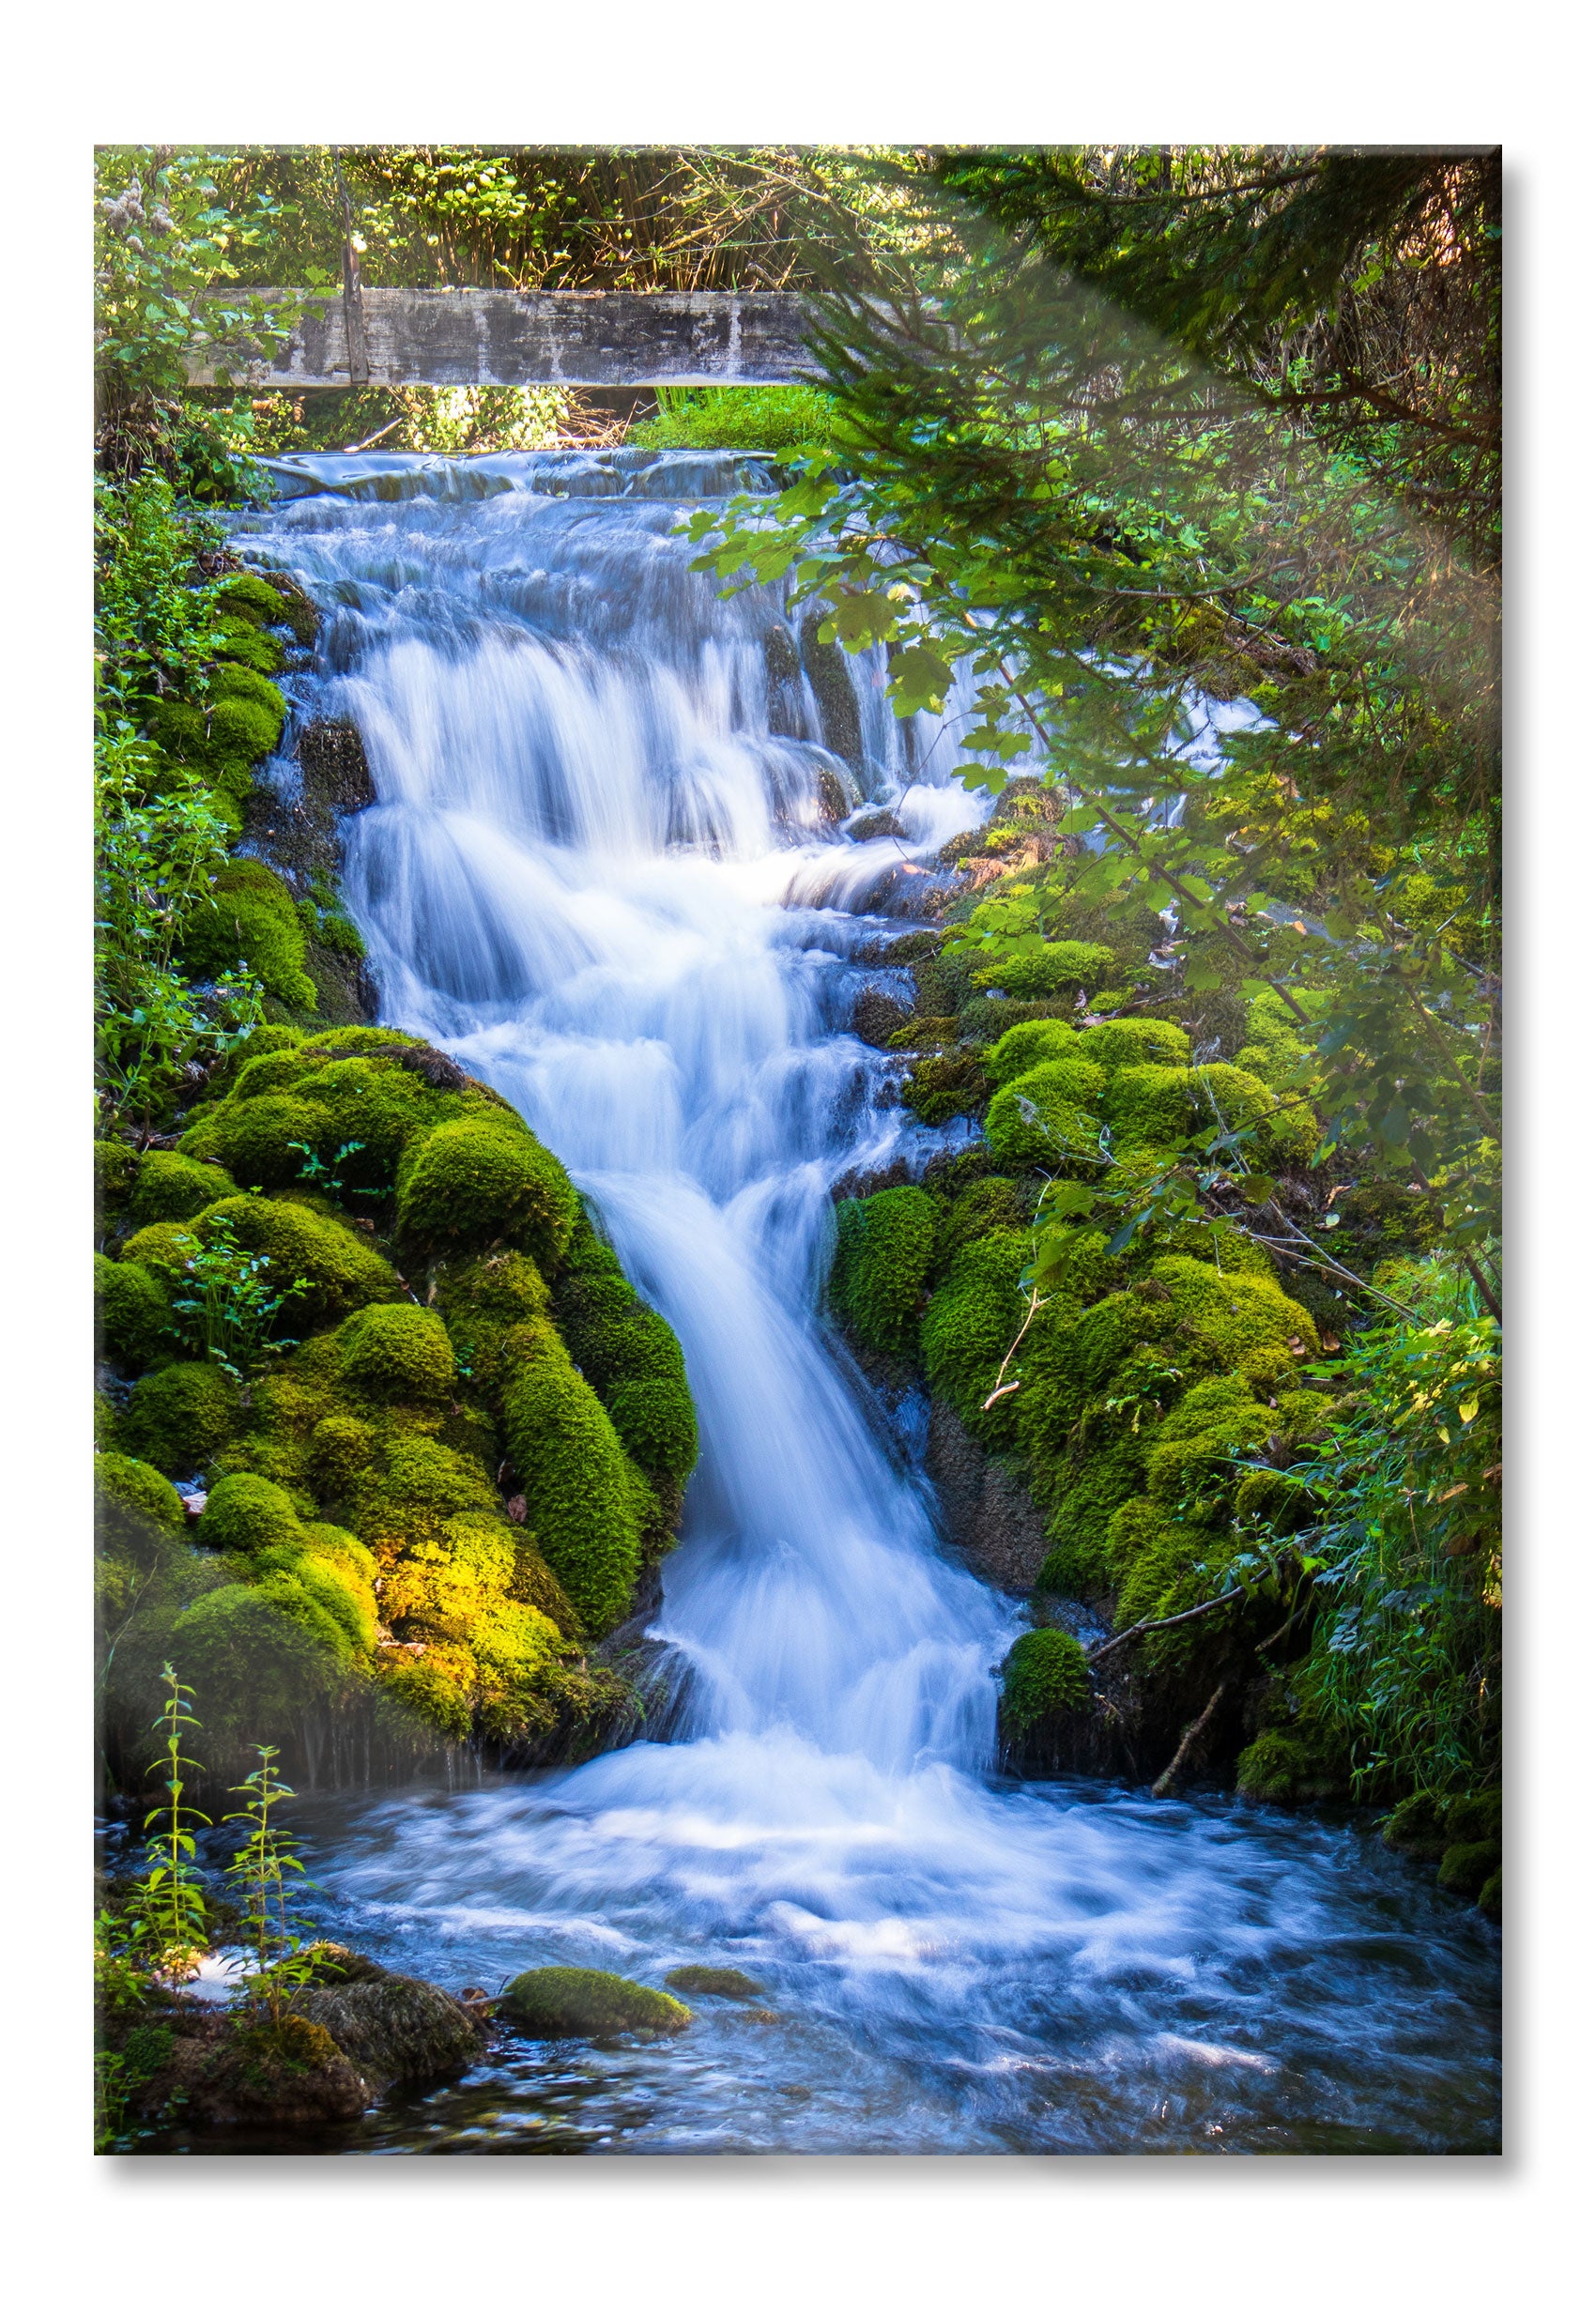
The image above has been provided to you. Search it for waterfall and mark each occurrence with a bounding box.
[251,444,1016,1782]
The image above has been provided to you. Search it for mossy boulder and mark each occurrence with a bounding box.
[95,1251,171,1369]
[336,1304,456,1403]
[999,1628,1090,1736]
[974,938,1114,1000]
[95,1451,185,1541]
[606,1377,698,1480]
[121,1361,239,1477]
[1382,1789,1450,1858]
[985,1019,1083,1088]
[830,1185,939,1353]
[1235,1728,1343,1806]
[396,1117,578,1270]
[662,1966,764,2001]
[202,1471,304,1555]
[128,1150,238,1229]
[293,1977,483,2092]
[501,1966,692,2038]
[179,861,316,1011]
[503,1347,644,1634]
[192,1196,400,1335]
[1437,1839,1500,1898]
[985,1056,1106,1165]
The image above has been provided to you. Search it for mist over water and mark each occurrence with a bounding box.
[227,448,1500,2154]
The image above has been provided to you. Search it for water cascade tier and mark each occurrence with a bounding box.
[222,448,1500,2155]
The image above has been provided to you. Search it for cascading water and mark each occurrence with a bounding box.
[212,447,1499,2155]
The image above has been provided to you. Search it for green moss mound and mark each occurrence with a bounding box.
[337,1304,456,1403]
[178,861,316,1011]
[923,1228,1032,1439]
[606,1377,699,1480]
[985,1057,1106,1165]
[1382,1789,1449,1857]
[202,1471,304,1555]
[1235,1728,1343,1806]
[96,1451,185,1541]
[974,938,1114,1000]
[999,1628,1090,1734]
[661,1966,764,2000]
[986,1019,1083,1088]
[396,1117,578,1269]
[192,1195,400,1334]
[501,1966,692,2038]
[830,1185,939,1352]
[95,1252,171,1369]
[128,1150,238,1228]
[503,1348,643,1634]
[121,1361,239,1476]
[1437,1839,1500,1897]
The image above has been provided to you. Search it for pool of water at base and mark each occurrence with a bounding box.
[130,1771,1501,2157]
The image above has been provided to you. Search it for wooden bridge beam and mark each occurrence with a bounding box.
[185,288,824,391]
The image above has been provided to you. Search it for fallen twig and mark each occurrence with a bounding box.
[1086,1581,1250,1669]
[1151,1681,1228,1799]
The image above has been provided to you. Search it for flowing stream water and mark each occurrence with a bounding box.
[216,447,1500,2154]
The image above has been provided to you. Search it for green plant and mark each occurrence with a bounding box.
[95,733,265,1131]
[1292,1274,1501,1800]
[165,1211,311,1383]
[223,1745,328,2025]
[131,1665,212,1981]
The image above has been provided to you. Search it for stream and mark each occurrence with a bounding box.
[204,446,1501,2155]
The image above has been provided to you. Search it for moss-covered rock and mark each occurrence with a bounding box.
[503,1345,644,1635]
[1235,1728,1343,1806]
[396,1117,578,1270]
[179,861,316,1011]
[974,938,1114,1000]
[1382,1789,1450,1857]
[192,1195,400,1335]
[985,1019,1083,1088]
[95,1450,186,1541]
[95,1251,171,1369]
[1437,1839,1500,1898]
[501,1966,692,2038]
[293,1978,483,2092]
[121,1361,239,1477]
[661,1965,764,2001]
[605,1377,698,1481]
[1477,1866,1502,1922]
[999,1628,1090,1735]
[128,1150,238,1229]
[985,1056,1106,1165]
[830,1185,939,1353]
[202,1471,304,1555]
[923,1228,1032,1441]
[336,1304,456,1403]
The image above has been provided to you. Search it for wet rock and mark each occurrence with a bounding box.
[847,808,905,843]
[297,719,376,814]
[799,608,864,770]
[816,766,852,823]
[163,2013,371,2127]
[851,986,913,1049]
[294,1975,483,2092]
[663,1965,764,2001]
[926,1399,1051,1589]
[501,1965,692,2038]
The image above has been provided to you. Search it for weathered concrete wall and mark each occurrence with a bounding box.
[187,289,824,390]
